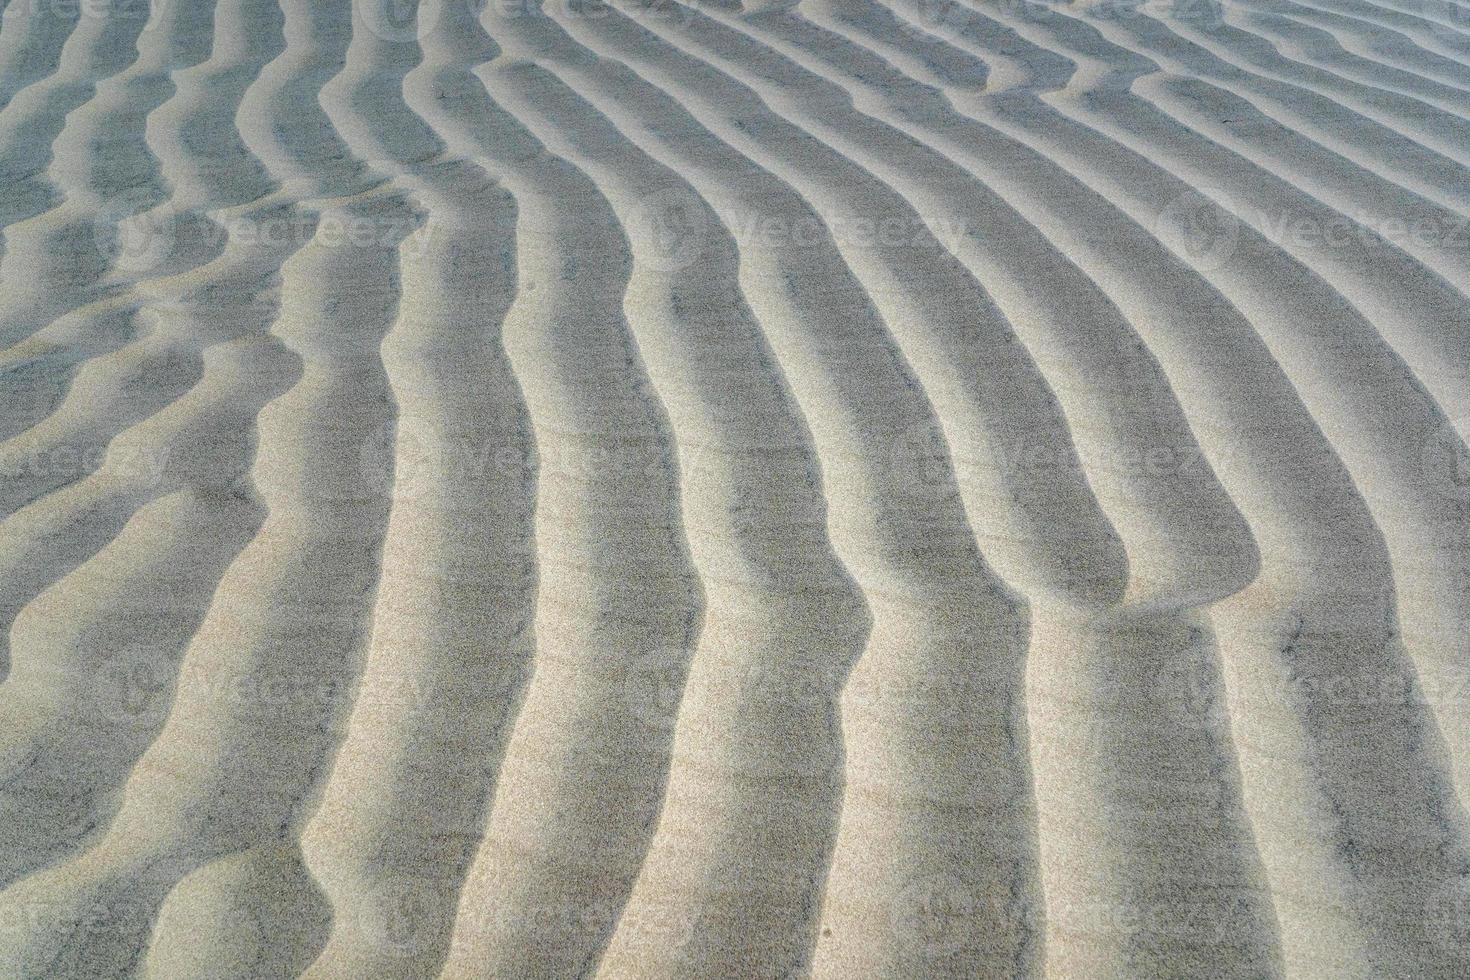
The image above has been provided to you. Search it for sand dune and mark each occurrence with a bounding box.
[0,0,1467,975]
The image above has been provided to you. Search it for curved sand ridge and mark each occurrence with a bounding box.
[0,0,1467,976]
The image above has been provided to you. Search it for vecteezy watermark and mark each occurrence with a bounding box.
[627,186,709,273]
[355,0,493,42]
[0,896,158,944]
[890,419,963,504]
[1253,208,1470,254]
[219,212,429,252]
[901,0,1224,41]
[1153,200,1470,259]
[354,422,680,506]
[356,876,441,959]
[0,441,172,488]
[92,193,436,275]
[0,357,69,423]
[351,415,533,508]
[357,417,417,502]
[1080,0,1224,28]
[899,0,976,44]
[93,188,178,275]
[1154,645,1470,735]
[1408,0,1470,43]
[1421,416,1470,502]
[84,651,431,734]
[993,436,1224,482]
[88,647,177,729]
[737,659,846,711]
[15,0,155,21]
[890,872,980,956]
[622,647,691,731]
[492,0,694,24]
[722,208,966,252]
[1049,890,1256,943]
[624,189,968,271]
[443,891,698,954]
[1152,187,1240,273]
[1151,650,1228,731]
[1428,875,1470,952]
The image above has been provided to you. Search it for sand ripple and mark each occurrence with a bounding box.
[0,0,1468,975]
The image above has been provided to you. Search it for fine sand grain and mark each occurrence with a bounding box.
[1,0,1468,975]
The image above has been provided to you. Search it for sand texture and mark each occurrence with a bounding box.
[1,0,1470,975]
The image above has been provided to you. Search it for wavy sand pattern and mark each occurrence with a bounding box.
[0,0,1467,975]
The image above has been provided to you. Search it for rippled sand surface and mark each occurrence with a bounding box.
[1,0,1469,975]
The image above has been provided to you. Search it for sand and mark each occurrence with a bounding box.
[0,0,1468,975]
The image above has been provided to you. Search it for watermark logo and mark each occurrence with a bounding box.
[357,877,439,958]
[88,646,175,729]
[1154,187,1239,272]
[622,647,688,731]
[1074,0,1221,26]
[1169,0,1223,28]
[900,0,974,43]
[1428,875,1470,951]
[1151,654,1227,731]
[494,0,692,23]
[0,439,171,489]
[23,0,152,21]
[357,416,442,503]
[138,0,174,30]
[891,419,960,503]
[628,187,708,273]
[890,873,977,956]
[1421,416,1470,501]
[720,208,965,251]
[1409,0,1470,43]
[1253,207,1470,254]
[94,189,177,274]
[357,0,442,41]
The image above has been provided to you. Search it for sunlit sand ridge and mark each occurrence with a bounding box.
[0,0,1468,975]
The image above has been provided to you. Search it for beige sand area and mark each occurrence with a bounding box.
[0,0,1469,974]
